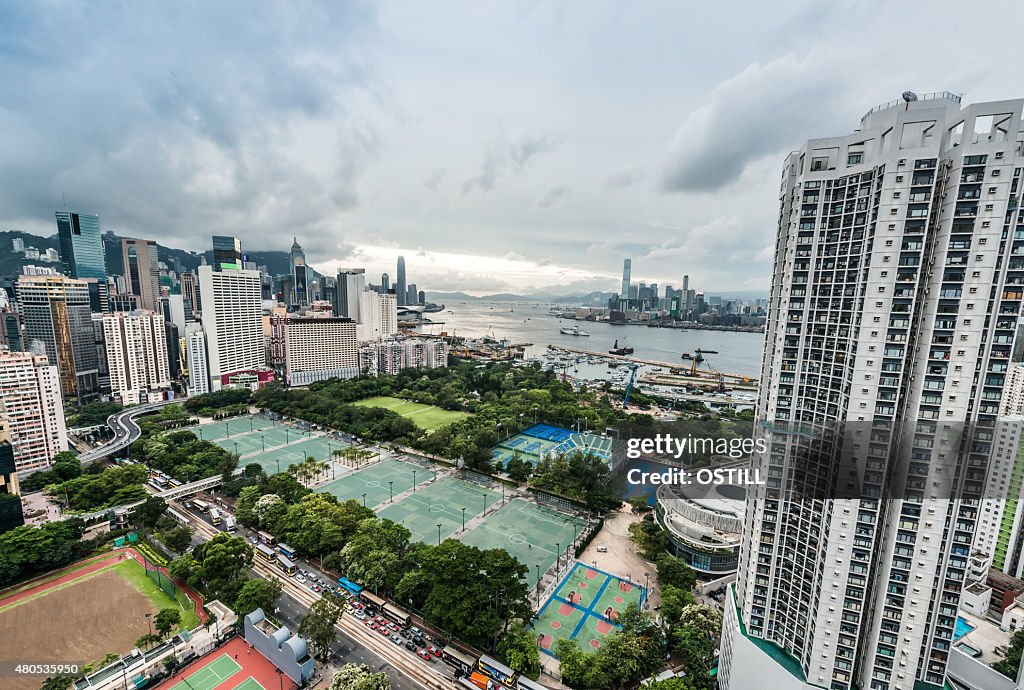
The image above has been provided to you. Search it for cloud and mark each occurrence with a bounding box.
[536,184,570,209]
[509,134,564,171]
[423,168,446,191]
[605,166,643,188]
[461,148,504,194]
[661,49,860,192]
[462,133,563,194]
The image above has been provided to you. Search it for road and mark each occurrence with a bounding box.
[78,398,184,465]
[179,502,460,690]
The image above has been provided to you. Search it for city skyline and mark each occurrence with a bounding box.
[3,2,1022,294]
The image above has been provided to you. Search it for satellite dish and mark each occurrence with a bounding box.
[902,91,919,103]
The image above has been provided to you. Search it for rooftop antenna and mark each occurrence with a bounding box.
[902,91,918,111]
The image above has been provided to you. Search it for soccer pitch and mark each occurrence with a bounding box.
[350,396,470,431]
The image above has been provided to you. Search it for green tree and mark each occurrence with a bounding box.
[656,554,696,591]
[154,607,181,636]
[669,604,722,689]
[994,630,1024,679]
[329,663,391,690]
[496,624,541,679]
[628,519,669,561]
[233,577,283,616]
[135,632,163,650]
[299,596,343,660]
[136,496,168,529]
[183,533,253,603]
[160,526,193,554]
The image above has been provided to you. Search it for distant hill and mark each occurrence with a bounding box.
[426,290,615,306]
[0,230,62,280]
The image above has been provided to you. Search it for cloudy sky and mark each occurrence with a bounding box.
[1,1,1019,295]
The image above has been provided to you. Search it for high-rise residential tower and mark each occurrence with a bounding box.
[396,256,407,306]
[102,310,171,405]
[15,275,100,403]
[358,291,398,342]
[197,265,263,391]
[55,211,105,281]
[121,238,160,311]
[335,269,366,321]
[0,350,67,472]
[720,94,1024,690]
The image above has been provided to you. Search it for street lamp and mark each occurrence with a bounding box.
[556,542,560,570]
[482,493,488,514]
[145,612,153,637]
[389,481,394,503]
[413,470,417,491]
[437,524,442,545]
[461,507,466,530]
[362,493,367,508]
[233,441,239,456]
[261,435,265,452]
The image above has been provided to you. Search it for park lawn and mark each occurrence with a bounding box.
[114,559,200,632]
[351,396,471,431]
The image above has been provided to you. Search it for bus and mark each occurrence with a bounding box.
[257,530,277,547]
[477,655,516,687]
[209,507,222,526]
[167,507,190,526]
[224,516,237,532]
[516,677,546,690]
[256,543,277,563]
[277,555,297,576]
[278,543,297,560]
[192,499,210,513]
[441,647,477,676]
[337,577,362,597]
[360,591,386,612]
[382,603,411,628]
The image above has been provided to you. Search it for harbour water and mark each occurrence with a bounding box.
[416,300,766,378]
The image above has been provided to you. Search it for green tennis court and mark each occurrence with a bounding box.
[461,498,586,587]
[192,416,275,442]
[319,459,434,508]
[166,654,240,690]
[231,679,267,690]
[377,476,501,542]
[243,436,350,476]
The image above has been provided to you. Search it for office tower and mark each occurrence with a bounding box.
[102,310,171,405]
[358,291,398,342]
[0,412,25,533]
[396,256,407,306]
[55,211,105,281]
[1,308,23,352]
[620,259,631,299]
[197,265,262,391]
[682,274,689,296]
[720,95,1024,690]
[335,269,366,321]
[165,320,181,380]
[418,290,426,305]
[284,316,359,386]
[212,235,242,270]
[121,238,160,311]
[0,350,67,472]
[180,271,199,319]
[381,272,390,292]
[165,294,187,333]
[185,324,209,396]
[16,275,99,403]
[288,237,308,306]
[406,283,418,305]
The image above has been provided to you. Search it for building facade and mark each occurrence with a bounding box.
[0,413,24,533]
[55,211,105,281]
[396,256,406,306]
[0,350,67,472]
[211,236,242,270]
[16,275,100,403]
[102,310,171,405]
[121,238,160,312]
[721,95,1024,690]
[284,317,359,386]
[358,291,398,342]
[185,324,210,397]
[197,265,263,391]
[335,269,365,321]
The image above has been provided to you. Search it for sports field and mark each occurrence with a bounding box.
[533,562,646,656]
[460,498,587,587]
[193,416,351,476]
[351,396,470,431]
[154,637,297,690]
[378,476,501,542]
[0,557,197,690]
[319,458,435,508]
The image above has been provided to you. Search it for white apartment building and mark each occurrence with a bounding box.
[102,310,171,405]
[284,317,359,386]
[720,95,1024,690]
[357,291,398,342]
[0,350,67,472]
[359,338,449,377]
[185,324,210,396]
[197,265,263,391]
[1001,363,1024,415]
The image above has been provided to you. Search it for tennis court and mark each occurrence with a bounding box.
[532,562,646,656]
[319,458,434,508]
[192,416,275,442]
[165,654,241,690]
[461,498,586,587]
[377,476,501,543]
[154,637,295,690]
[242,436,350,476]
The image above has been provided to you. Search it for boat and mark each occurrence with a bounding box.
[694,348,718,354]
[609,339,634,355]
[560,325,590,336]
[681,352,705,362]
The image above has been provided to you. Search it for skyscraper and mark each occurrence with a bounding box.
[16,275,100,403]
[284,316,359,386]
[55,211,105,281]
[0,350,67,472]
[381,272,390,292]
[358,291,398,341]
[185,324,209,396]
[396,256,407,306]
[121,238,160,312]
[335,269,366,321]
[720,94,1024,690]
[290,238,309,306]
[197,265,263,391]
[211,236,242,270]
[620,258,631,299]
[102,310,171,405]
[406,283,418,306]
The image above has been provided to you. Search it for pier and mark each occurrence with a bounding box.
[547,345,757,388]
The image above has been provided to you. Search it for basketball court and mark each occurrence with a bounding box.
[155,637,297,690]
[532,562,646,656]
[377,476,501,542]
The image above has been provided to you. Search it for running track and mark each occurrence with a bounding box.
[0,547,208,623]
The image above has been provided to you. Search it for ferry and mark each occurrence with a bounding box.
[560,325,590,336]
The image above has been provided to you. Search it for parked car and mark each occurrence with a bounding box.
[405,640,417,652]
[296,576,307,584]
[390,634,402,645]
[418,650,433,661]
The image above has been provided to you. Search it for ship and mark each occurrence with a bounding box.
[609,339,634,355]
[681,352,705,362]
[694,347,718,354]
[560,325,590,336]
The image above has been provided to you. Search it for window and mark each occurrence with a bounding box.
[849,153,863,165]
